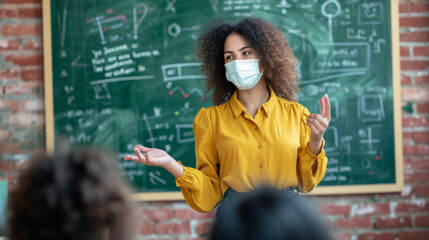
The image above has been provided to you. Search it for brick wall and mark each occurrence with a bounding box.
[0,0,428,239]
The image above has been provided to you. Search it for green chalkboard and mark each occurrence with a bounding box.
[44,0,403,198]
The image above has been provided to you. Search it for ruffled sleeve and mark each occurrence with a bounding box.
[175,107,221,212]
[297,107,328,193]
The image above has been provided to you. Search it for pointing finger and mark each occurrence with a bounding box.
[324,94,331,120]
[320,95,325,116]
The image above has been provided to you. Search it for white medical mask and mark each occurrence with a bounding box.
[224,59,263,90]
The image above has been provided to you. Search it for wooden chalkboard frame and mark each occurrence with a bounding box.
[43,0,402,200]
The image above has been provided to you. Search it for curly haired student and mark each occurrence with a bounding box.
[125,17,330,214]
[8,149,135,240]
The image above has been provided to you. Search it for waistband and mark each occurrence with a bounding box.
[221,186,299,205]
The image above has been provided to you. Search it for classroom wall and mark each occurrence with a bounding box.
[0,0,427,239]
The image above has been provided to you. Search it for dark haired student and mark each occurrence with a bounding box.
[125,17,330,213]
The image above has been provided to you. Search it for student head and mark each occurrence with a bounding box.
[211,187,331,240]
[196,17,299,105]
[8,148,135,240]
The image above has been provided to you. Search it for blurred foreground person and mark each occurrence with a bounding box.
[211,187,331,240]
[8,149,135,240]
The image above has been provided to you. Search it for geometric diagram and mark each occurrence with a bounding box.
[167,23,201,38]
[133,4,148,39]
[357,94,385,122]
[161,63,204,81]
[358,2,383,25]
[93,83,111,100]
[149,171,167,185]
[359,127,380,154]
[95,14,128,45]
[165,0,177,12]
[323,126,338,153]
[168,86,204,98]
[175,124,194,143]
[309,42,370,73]
[321,0,341,42]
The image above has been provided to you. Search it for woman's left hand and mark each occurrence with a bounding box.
[307,94,331,143]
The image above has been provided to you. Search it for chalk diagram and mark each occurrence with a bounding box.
[300,0,386,85]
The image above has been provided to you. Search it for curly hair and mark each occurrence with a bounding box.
[8,149,135,240]
[196,17,299,105]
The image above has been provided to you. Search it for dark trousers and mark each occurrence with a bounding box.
[216,187,299,218]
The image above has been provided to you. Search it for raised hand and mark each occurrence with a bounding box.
[306,94,331,155]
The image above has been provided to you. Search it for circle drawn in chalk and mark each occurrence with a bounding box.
[168,23,181,37]
[321,0,341,18]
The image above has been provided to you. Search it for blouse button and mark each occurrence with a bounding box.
[254,127,258,131]
[259,164,263,168]
[258,145,262,149]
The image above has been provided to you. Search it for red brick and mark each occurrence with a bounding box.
[400,31,429,42]
[23,39,42,50]
[334,233,351,240]
[175,208,215,220]
[0,143,22,154]
[376,216,412,229]
[139,223,152,235]
[415,185,429,196]
[0,69,19,80]
[417,103,429,113]
[22,68,43,81]
[0,39,19,51]
[154,222,190,235]
[412,158,429,169]
[5,55,43,66]
[319,204,351,216]
[402,116,429,127]
[403,131,413,143]
[4,81,42,95]
[416,75,429,85]
[401,60,429,71]
[358,233,395,240]
[2,24,41,36]
[0,130,10,139]
[401,88,429,102]
[0,100,19,112]
[414,131,429,142]
[0,161,16,171]
[415,215,429,228]
[3,0,41,3]
[401,74,412,85]
[354,203,390,216]
[19,8,42,18]
[399,2,410,13]
[0,8,17,18]
[403,145,429,156]
[395,200,429,213]
[400,17,429,28]
[139,209,173,221]
[405,171,429,182]
[398,231,429,240]
[400,46,410,57]
[412,2,429,13]
[414,46,429,57]
[336,217,372,229]
[195,221,213,235]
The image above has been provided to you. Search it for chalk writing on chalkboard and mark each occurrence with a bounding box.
[48,0,397,193]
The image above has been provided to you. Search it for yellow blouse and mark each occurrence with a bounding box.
[175,86,327,212]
